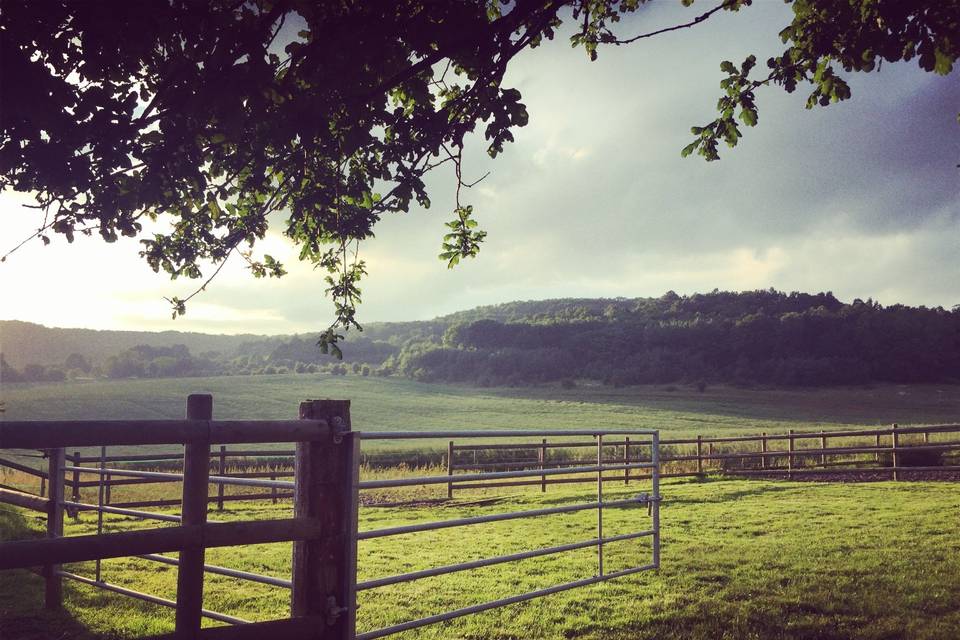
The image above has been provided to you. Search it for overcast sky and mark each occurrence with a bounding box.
[2,1,958,335]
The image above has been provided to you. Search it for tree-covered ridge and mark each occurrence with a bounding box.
[3,290,958,387]
[391,290,960,387]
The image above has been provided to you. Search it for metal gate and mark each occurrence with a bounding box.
[352,428,662,639]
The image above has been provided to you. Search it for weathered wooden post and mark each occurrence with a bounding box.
[875,433,881,464]
[624,436,630,485]
[696,435,703,476]
[708,442,714,472]
[175,394,212,637]
[71,451,81,503]
[760,432,768,470]
[820,431,827,467]
[540,438,547,492]
[787,430,795,480]
[105,474,111,505]
[39,475,46,498]
[891,423,900,481]
[923,429,930,445]
[44,447,65,609]
[293,399,358,640]
[217,445,226,511]
[447,440,454,499]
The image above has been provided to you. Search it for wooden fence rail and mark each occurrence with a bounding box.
[0,394,354,640]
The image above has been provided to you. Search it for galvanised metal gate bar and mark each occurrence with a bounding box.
[353,428,661,640]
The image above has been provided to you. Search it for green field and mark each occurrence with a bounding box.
[2,477,959,639]
[4,374,959,439]
[2,376,959,638]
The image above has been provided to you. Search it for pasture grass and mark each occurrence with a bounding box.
[2,377,959,637]
[3,375,958,458]
[2,477,959,639]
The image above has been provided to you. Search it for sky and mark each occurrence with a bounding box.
[2,1,958,335]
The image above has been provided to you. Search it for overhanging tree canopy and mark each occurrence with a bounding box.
[2,0,957,354]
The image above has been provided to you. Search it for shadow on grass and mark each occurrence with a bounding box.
[524,477,812,509]
[476,382,960,428]
[661,478,818,506]
[0,506,113,640]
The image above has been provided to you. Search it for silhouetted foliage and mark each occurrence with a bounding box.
[4,1,956,350]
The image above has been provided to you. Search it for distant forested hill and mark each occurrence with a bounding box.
[394,290,960,387]
[3,290,959,387]
[0,320,275,368]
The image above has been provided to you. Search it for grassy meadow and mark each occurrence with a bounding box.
[2,375,959,638]
[3,373,959,441]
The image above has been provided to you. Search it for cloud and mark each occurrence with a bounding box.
[2,1,957,333]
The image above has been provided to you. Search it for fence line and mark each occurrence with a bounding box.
[0,400,663,640]
[443,423,960,496]
[5,423,959,510]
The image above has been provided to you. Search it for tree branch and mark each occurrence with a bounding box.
[611,0,738,45]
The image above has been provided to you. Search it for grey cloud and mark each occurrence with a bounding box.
[90,2,960,329]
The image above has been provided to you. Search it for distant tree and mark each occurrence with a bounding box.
[105,353,145,379]
[3,1,957,354]
[64,353,92,373]
[1,355,24,383]
[21,363,45,382]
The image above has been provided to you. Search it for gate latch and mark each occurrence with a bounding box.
[635,492,661,516]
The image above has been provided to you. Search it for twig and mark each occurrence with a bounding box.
[611,0,738,45]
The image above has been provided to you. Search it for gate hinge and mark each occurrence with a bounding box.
[326,595,348,625]
[331,416,348,444]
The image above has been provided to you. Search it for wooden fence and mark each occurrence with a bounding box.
[7,423,959,509]
[445,423,960,495]
[0,395,357,640]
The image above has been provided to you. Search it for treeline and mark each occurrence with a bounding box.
[4,290,958,388]
[1,340,395,381]
[384,290,960,387]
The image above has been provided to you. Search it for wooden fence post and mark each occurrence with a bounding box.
[891,423,899,481]
[447,441,454,499]
[923,429,930,445]
[760,432,767,470]
[44,447,65,609]
[624,437,630,485]
[39,475,46,498]
[105,474,111,505]
[271,473,278,504]
[175,394,212,638]
[294,399,358,640]
[217,445,226,511]
[820,431,827,467]
[540,438,547,492]
[708,442,714,472]
[787,430,795,480]
[875,433,881,463]
[71,451,81,503]
[696,436,703,476]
